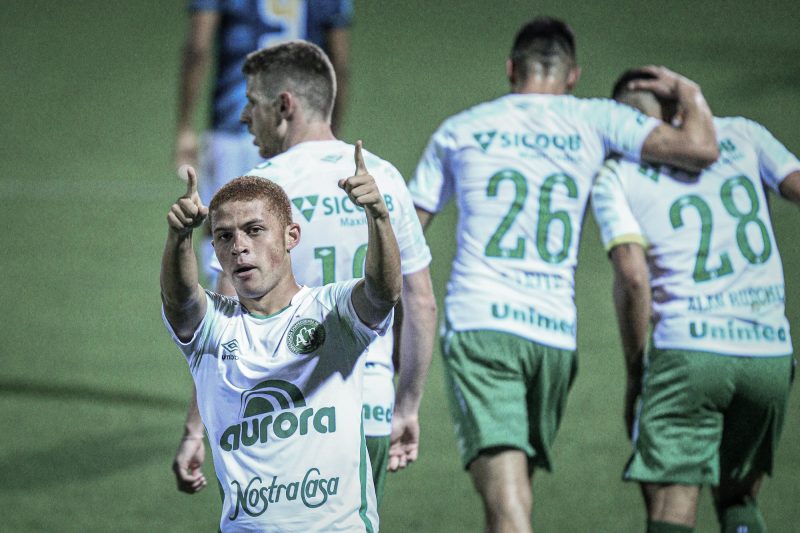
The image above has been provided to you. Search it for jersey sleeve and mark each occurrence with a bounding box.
[587,99,661,160]
[744,118,800,192]
[162,290,234,370]
[409,124,456,213]
[188,0,220,12]
[328,0,353,28]
[591,159,647,252]
[327,280,392,347]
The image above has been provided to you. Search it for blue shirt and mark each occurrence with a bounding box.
[190,0,353,133]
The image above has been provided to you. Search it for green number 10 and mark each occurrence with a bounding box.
[314,244,369,284]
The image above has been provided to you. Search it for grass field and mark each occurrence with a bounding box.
[1,1,798,531]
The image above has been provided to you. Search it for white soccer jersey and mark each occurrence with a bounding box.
[164,281,384,532]
[410,93,659,349]
[214,139,432,435]
[249,140,430,434]
[592,116,799,356]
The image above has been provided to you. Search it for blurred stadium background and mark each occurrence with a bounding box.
[1,1,798,531]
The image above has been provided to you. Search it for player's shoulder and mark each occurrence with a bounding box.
[712,115,765,137]
[206,289,241,319]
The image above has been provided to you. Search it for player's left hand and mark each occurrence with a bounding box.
[387,411,419,471]
[172,435,208,494]
[338,140,390,220]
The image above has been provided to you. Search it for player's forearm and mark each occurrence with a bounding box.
[176,44,212,132]
[363,214,402,320]
[394,275,437,414]
[612,272,650,377]
[161,230,203,314]
[674,80,718,170]
[183,383,205,438]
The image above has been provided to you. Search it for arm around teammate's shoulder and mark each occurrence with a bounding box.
[636,66,719,172]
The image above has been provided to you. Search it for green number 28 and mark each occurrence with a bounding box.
[484,169,578,264]
[669,175,772,283]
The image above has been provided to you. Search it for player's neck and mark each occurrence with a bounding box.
[286,119,336,149]
[239,276,301,318]
[510,81,569,96]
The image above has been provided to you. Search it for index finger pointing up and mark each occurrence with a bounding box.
[179,164,199,198]
[354,140,368,175]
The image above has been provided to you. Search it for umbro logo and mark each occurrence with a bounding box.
[473,130,497,151]
[222,339,240,360]
[291,195,319,222]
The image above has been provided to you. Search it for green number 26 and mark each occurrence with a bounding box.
[484,169,578,264]
[669,175,772,283]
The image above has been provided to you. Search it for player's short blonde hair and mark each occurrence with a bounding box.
[209,176,293,230]
[242,40,336,121]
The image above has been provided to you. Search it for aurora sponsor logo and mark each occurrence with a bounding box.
[220,380,336,452]
[287,318,326,354]
[291,194,395,222]
[229,467,340,520]
[473,129,582,152]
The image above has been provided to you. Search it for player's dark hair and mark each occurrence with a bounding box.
[209,176,293,230]
[243,40,336,121]
[611,69,657,99]
[510,17,576,81]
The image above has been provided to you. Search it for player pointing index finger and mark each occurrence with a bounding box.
[339,140,390,220]
[354,139,368,175]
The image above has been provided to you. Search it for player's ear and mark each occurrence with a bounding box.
[278,91,294,120]
[566,66,581,91]
[285,222,301,251]
[506,58,516,85]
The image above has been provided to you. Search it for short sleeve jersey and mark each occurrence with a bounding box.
[163,281,381,532]
[247,140,432,374]
[410,93,659,350]
[189,0,353,133]
[592,117,799,356]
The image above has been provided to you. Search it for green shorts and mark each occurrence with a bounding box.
[625,348,794,486]
[366,435,389,506]
[441,328,577,471]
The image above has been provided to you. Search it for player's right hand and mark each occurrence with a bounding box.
[627,65,699,102]
[172,435,208,494]
[167,165,208,235]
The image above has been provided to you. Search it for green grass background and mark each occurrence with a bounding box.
[1,1,798,531]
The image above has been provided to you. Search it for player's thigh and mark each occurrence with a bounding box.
[718,354,794,488]
[626,348,732,485]
[441,329,533,468]
[523,343,577,472]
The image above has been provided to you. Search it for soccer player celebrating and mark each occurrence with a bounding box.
[408,17,719,532]
[161,142,398,532]
[172,41,437,507]
[592,69,800,533]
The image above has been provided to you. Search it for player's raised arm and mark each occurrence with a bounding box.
[161,165,209,341]
[636,66,719,172]
[339,141,402,327]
